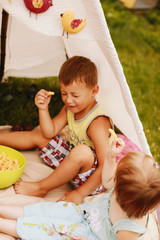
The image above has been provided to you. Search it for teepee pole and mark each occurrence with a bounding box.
[0,9,9,82]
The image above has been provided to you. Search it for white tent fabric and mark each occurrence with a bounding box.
[0,0,151,155]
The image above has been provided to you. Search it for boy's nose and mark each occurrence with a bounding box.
[66,96,72,104]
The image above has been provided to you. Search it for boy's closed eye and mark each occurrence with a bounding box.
[73,95,80,98]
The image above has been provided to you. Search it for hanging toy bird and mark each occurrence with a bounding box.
[23,0,52,15]
[61,10,86,38]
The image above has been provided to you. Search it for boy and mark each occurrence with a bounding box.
[0,56,112,204]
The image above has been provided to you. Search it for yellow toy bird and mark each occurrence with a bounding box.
[60,10,86,38]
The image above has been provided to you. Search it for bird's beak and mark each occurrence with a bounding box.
[60,13,63,17]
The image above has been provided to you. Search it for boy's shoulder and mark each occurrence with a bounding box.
[88,104,113,130]
[89,103,111,120]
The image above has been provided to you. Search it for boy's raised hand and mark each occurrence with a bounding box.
[35,89,51,110]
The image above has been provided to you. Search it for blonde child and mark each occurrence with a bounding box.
[0,139,159,240]
[0,56,113,204]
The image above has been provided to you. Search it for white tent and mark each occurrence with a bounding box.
[0,0,151,155]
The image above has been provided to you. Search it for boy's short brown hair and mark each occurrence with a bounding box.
[59,56,98,88]
[114,151,160,218]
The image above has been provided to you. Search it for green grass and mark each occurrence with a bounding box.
[0,77,63,129]
[0,0,160,163]
[101,0,160,162]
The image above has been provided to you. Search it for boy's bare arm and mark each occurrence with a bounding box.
[40,105,67,139]
[58,116,111,203]
[35,89,67,138]
[77,116,111,197]
[75,118,126,201]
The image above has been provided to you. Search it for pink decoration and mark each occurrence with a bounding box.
[116,134,141,163]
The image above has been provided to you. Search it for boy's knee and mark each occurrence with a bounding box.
[32,130,50,148]
[70,144,94,164]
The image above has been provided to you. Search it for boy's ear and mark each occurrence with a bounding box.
[92,84,99,95]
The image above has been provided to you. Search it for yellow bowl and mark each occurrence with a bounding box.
[0,145,26,189]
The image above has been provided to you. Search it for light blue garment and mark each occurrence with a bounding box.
[16,189,148,240]
[82,188,148,239]
[17,201,97,240]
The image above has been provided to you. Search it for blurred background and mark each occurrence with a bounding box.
[0,0,160,163]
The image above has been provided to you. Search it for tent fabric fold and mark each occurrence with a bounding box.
[0,0,151,155]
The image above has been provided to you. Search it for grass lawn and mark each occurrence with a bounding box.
[0,77,63,128]
[101,0,160,163]
[0,0,160,163]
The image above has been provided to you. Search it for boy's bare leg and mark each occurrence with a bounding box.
[0,129,50,150]
[14,144,94,197]
[0,205,24,238]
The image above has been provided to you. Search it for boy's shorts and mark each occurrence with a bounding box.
[39,135,105,195]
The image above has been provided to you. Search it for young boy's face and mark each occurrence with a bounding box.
[60,80,98,116]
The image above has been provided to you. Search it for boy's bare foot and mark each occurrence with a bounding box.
[13,180,47,197]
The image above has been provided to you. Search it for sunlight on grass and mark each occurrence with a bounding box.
[101,0,160,163]
[0,77,63,129]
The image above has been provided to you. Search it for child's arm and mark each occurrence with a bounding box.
[58,116,112,203]
[102,138,125,189]
[35,89,67,138]
[117,230,140,240]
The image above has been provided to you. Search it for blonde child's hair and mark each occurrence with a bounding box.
[114,151,160,218]
[58,56,98,88]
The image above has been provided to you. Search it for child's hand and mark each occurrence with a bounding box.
[102,138,125,188]
[108,138,125,159]
[35,89,51,110]
[71,236,88,240]
[57,190,83,204]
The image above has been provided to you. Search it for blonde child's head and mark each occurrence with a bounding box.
[59,56,98,88]
[114,151,160,219]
